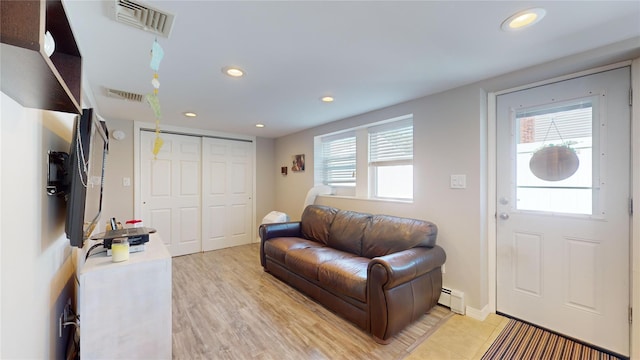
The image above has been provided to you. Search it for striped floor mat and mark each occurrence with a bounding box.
[481,319,625,360]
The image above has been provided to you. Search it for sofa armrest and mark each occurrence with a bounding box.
[367,245,446,343]
[259,222,302,267]
[368,245,446,289]
[259,222,302,241]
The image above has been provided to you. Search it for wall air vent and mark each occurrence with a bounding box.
[105,88,144,103]
[113,0,175,38]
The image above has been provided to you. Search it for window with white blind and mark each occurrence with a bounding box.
[320,132,356,187]
[314,115,413,201]
[369,119,413,199]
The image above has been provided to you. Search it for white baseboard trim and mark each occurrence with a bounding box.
[465,304,490,321]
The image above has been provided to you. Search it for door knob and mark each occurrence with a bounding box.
[499,212,510,220]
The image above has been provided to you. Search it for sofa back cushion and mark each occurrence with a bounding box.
[327,210,372,255]
[300,205,338,245]
[362,215,438,258]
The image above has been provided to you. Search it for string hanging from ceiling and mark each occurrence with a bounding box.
[146,38,164,159]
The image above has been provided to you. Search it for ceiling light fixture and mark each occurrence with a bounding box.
[321,96,334,103]
[501,8,546,31]
[255,123,265,128]
[222,66,245,77]
[184,112,197,117]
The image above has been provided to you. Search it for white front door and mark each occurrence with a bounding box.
[201,137,253,251]
[140,131,202,256]
[496,67,631,356]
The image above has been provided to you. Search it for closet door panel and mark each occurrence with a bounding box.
[140,131,202,256]
[202,138,253,252]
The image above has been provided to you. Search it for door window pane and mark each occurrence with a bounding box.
[515,100,594,215]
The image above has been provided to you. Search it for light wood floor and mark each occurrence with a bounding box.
[172,243,453,359]
[405,312,510,359]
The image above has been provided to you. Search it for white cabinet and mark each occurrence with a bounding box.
[79,234,172,359]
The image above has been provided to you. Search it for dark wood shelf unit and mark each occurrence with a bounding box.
[1,0,82,114]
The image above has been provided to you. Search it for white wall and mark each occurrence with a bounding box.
[255,137,277,233]
[275,84,488,310]
[100,120,273,244]
[0,91,3,358]
[631,57,640,360]
[101,117,135,224]
[1,87,3,358]
[273,38,640,315]
[0,92,77,358]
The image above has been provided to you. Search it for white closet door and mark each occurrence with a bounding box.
[202,137,253,252]
[140,131,202,256]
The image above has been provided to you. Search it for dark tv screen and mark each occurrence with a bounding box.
[65,108,108,248]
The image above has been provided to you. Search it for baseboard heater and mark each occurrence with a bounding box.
[438,287,465,315]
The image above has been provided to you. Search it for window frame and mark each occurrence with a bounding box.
[368,118,414,200]
[318,131,357,187]
[513,97,600,217]
[314,114,414,202]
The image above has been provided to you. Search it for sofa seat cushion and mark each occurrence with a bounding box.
[285,247,356,281]
[318,257,369,303]
[264,237,324,265]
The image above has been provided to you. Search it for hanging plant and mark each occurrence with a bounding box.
[529,142,579,181]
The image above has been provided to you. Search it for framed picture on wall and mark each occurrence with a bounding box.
[292,154,305,172]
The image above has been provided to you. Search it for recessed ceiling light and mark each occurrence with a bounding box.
[222,66,245,77]
[321,96,334,103]
[501,8,546,31]
[255,123,265,128]
[184,112,197,117]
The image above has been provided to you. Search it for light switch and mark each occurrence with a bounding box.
[450,174,466,189]
[123,177,131,187]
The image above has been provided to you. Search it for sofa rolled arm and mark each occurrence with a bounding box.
[259,221,302,241]
[367,245,446,343]
[259,222,303,267]
[368,245,446,289]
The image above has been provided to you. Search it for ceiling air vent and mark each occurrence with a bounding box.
[105,88,144,103]
[113,0,175,38]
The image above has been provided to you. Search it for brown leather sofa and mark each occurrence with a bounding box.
[259,205,446,343]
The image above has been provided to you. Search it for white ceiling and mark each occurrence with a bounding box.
[62,1,640,138]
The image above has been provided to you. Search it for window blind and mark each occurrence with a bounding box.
[321,133,356,186]
[369,120,413,166]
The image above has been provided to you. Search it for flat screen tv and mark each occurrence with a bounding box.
[65,108,109,248]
